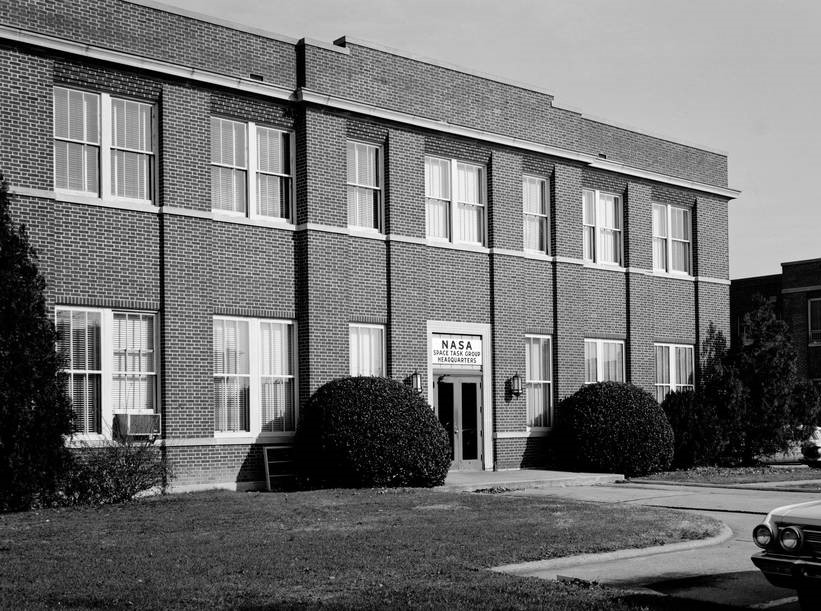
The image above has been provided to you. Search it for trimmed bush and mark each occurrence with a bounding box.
[553,382,673,478]
[295,377,451,488]
[662,390,722,469]
[57,441,169,506]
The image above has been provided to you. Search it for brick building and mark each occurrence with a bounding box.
[731,259,821,381]
[0,0,739,489]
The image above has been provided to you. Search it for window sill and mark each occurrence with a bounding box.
[425,239,489,255]
[212,212,296,230]
[583,261,626,273]
[347,226,386,240]
[53,190,158,213]
[651,270,694,281]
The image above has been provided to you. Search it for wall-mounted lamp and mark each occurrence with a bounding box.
[509,372,523,397]
[410,370,423,393]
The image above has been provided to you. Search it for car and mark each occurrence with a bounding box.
[752,500,821,609]
[801,426,821,468]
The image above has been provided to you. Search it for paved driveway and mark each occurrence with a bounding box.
[499,483,819,609]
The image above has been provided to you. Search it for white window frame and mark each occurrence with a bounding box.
[56,306,160,440]
[525,334,553,429]
[347,140,383,233]
[212,316,297,438]
[54,86,157,206]
[425,156,486,246]
[210,117,295,223]
[809,299,821,345]
[582,189,623,266]
[523,176,550,254]
[349,323,387,377]
[652,203,692,275]
[584,338,626,383]
[654,343,695,402]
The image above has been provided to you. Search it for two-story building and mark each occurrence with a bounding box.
[0,0,739,490]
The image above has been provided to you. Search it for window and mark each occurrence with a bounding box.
[56,308,158,436]
[582,189,622,265]
[525,335,552,428]
[810,300,821,344]
[584,339,625,383]
[425,156,485,245]
[347,141,382,231]
[54,87,155,202]
[654,344,694,402]
[653,204,692,274]
[210,117,293,221]
[349,324,386,377]
[523,176,549,253]
[213,317,296,435]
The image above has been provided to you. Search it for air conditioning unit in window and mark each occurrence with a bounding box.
[113,413,161,441]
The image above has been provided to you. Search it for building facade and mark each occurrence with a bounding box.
[731,259,821,381]
[0,0,738,490]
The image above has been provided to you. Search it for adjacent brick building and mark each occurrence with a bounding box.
[731,260,821,381]
[0,0,739,489]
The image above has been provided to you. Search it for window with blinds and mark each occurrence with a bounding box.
[425,156,485,245]
[212,317,297,436]
[525,335,552,428]
[584,339,625,383]
[582,189,623,265]
[653,203,692,274]
[349,324,385,377]
[523,176,549,253]
[213,318,250,432]
[809,300,821,344]
[347,141,381,230]
[654,344,694,402]
[53,87,156,203]
[256,126,292,220]
[211,117,248,214]
[56,307,159,438]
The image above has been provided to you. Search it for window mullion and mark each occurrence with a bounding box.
[666,205,673,272]
[249,318,260,435]
[100,93,111,199]
[247,122,257,220]
[450,158,457,242]
[101,309,113,437]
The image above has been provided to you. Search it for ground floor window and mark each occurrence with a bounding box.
[56,307,158,437]
[525,335,552,428]
[584,339,625,383]
[213,317,295,435]
[654,343,694,402]
[349,323,385,376]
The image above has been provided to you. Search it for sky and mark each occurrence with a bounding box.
[160,0,821,279]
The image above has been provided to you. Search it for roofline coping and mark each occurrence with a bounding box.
[782,258,821,267]
[124,0,299,45]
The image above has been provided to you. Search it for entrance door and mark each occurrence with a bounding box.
[433,375,483,470]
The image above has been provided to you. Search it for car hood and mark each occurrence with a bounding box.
[769,500,821,526]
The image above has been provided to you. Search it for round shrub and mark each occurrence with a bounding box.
[294,377,452,488]
[553,382,673,478]
[662,389,722,469]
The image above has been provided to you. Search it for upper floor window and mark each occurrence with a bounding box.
[810,299,821,344]
[347,141,382,231]
[349,324,386,377]
[654,343,694,402]
[525,335,552,428]
[213,317,296,435]
[582,189,622,265]
[653,204,692,274]
[210,117,292,221]
[54,87,155,203]
[425,156,485,245]
[523,176,549,254]
[56,307,159,438]
[584,339,625,383]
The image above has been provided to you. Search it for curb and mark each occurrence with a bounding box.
[436,473,624,493]
[629,479,821,493]
[490,523,734,576]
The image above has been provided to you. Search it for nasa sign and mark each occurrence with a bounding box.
[431,334,483,366]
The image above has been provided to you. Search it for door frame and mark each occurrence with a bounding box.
[433,373,484,470]
[426,320,493,471]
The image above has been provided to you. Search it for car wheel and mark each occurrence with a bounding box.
[798,585,821,610]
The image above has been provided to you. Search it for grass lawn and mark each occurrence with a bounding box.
[0,488,727,610]
[636,464,821,485]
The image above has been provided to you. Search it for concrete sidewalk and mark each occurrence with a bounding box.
[437,468,623,492]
